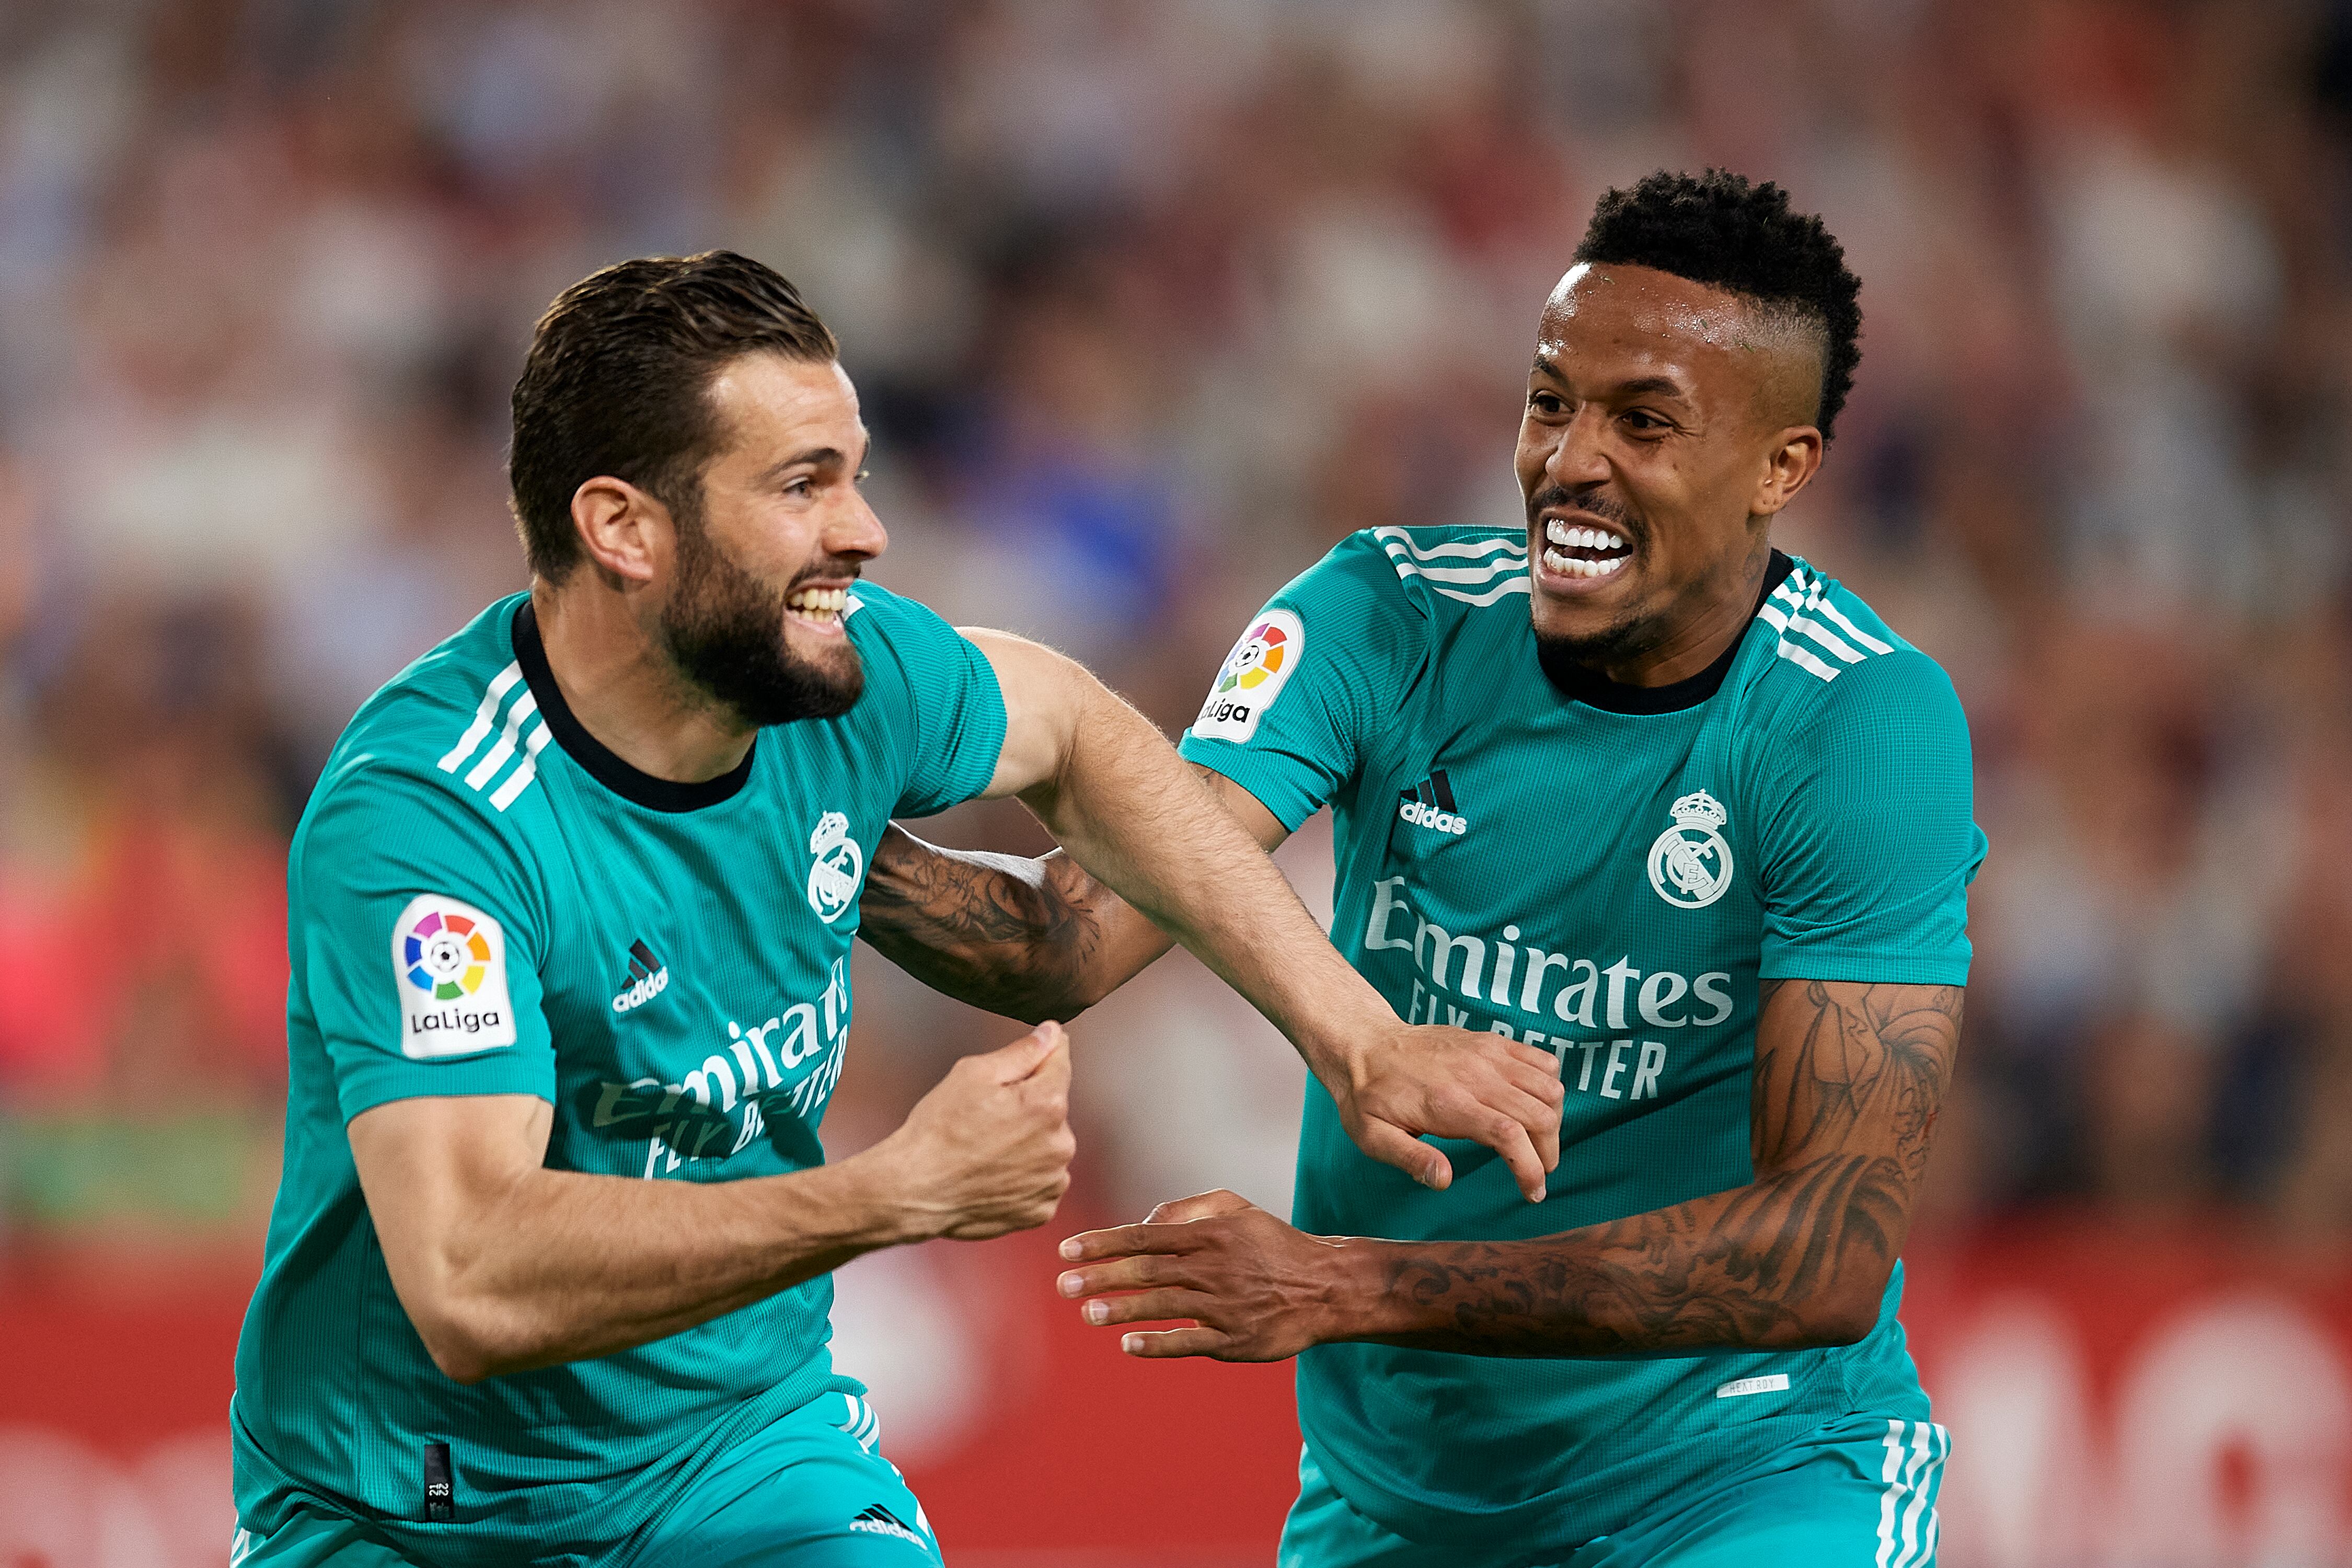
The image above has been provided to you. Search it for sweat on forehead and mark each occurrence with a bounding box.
[1538,262,1827,426]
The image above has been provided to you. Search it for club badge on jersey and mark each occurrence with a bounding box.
[390,893,517,1055]
[1192,608,1302,743]
[806,810,863,924]
[1646,791,1735,909]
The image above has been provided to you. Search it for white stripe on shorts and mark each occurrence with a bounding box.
[1876,1420,1947,1568]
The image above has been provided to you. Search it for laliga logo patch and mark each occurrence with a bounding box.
[807,810,863,925]
[1648,790,1735,909]
[1192,608,1303,744]
[391,893,517,1057]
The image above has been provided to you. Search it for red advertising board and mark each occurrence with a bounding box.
[2,1218,2347,1566]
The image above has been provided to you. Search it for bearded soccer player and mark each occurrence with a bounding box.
[862,171,1982,1566]
[228,252,1566,1568]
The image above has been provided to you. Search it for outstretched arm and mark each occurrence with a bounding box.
[860,766,1282,1025]
[925,630,1564,1202]
[1058,979,1960,1358]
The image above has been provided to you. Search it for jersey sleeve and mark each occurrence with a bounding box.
[1753,650,1986,985]
[292,765,557,1122]
[846,584,1010,818]
[1178,533,1428,831]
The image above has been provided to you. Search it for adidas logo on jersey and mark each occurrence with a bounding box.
[1397,770,1468,836]
[611,939,670,1013]
[848,1504,925,1547]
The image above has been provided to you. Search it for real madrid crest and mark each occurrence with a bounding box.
[1647,790,1734,909]
[806,809,863,924]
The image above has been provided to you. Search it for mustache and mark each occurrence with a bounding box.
[787,557,867,591]
[1527,485,1644,543]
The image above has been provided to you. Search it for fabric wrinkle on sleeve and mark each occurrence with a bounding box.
[295,765,557,1123]
[1178,537,1424,832]
[1754,651,1986,986]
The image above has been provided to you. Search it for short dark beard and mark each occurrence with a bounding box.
[1531,607,1675,671]
[659,493,863,727]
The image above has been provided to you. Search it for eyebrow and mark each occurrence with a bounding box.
[1529,355,1692,404]
[755,432,871,487]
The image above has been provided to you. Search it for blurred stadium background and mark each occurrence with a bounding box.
[3,1,2351,1563]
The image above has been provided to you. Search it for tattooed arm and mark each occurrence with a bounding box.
[858,765,1281,1025]
[863,762,1570,1203]
[1056,979,1961,1359]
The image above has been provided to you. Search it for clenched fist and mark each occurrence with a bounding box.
[870,1021,1078,1241]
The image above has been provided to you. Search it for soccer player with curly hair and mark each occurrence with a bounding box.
[866,169,1982,1566]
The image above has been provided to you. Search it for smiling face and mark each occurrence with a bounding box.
[1516,263,1826,682]
[656,352,887,725]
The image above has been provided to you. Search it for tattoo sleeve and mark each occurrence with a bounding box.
[1359,981,1962,1356]
[857,825,1169,1023]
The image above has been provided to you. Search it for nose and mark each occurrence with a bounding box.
[1543,406,1612,490]
[829,489,889,563]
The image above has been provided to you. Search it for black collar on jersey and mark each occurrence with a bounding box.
[510,601,758,812]
[1537,550,1797,716]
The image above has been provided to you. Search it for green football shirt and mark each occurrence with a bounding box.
[232,584,1006,1566]
[1179,525,1984,1554]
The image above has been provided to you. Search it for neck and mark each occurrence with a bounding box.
[1578,535,1773,688]
[530,580,755,784]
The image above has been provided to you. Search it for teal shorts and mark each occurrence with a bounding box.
[1278,1413,1949,1568]
[229,1389,939,1568]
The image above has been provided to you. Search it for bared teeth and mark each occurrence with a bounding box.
[787,586,849,618]
[1543,518,1628,555]
[1542,546,1629,580]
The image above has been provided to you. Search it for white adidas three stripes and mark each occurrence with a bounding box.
[1762,564,1894,683]
[1876,1419,1948,1568]
[1375,527,1533,607]
[437,660,552,812]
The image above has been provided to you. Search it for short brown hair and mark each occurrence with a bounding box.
[508,251,839,582]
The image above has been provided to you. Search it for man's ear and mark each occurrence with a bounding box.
[1750,426,1824,519]
[571,477,672,586]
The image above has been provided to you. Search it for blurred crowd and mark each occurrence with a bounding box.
[3,0,2351,1254]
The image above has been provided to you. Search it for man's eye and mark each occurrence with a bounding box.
[1622,410,1666,431]
[783,477,813,496]
[1529,392,1565,414]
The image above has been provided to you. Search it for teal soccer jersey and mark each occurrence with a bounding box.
[232,584,1005,1567]
[1178,526,1984,1558]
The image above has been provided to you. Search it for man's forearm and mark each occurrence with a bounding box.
[415,1146,924,1381]
[860,828,1152,1024]
[1022,693,1385,1068]
[1333,1154,1904,1357]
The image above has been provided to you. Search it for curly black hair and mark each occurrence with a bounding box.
[1573,169,1862,442]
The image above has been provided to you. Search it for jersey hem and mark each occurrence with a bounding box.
[334,1058,556,1124]
[1755,954,1972,986]
[1175,740,1323,832]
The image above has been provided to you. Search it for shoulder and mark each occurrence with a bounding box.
[299,596,546,864]
[1742,558,1964,736]
[842,578,958,651]
[1264,524,1528,645]
[1341,524,1529,617]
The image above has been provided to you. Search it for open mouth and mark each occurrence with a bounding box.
[786,584,850,631]
[1540,517,1633,580]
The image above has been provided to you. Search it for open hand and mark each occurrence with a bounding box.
[1331,1025,1563,1201]
[1054,1190,1367,1362]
